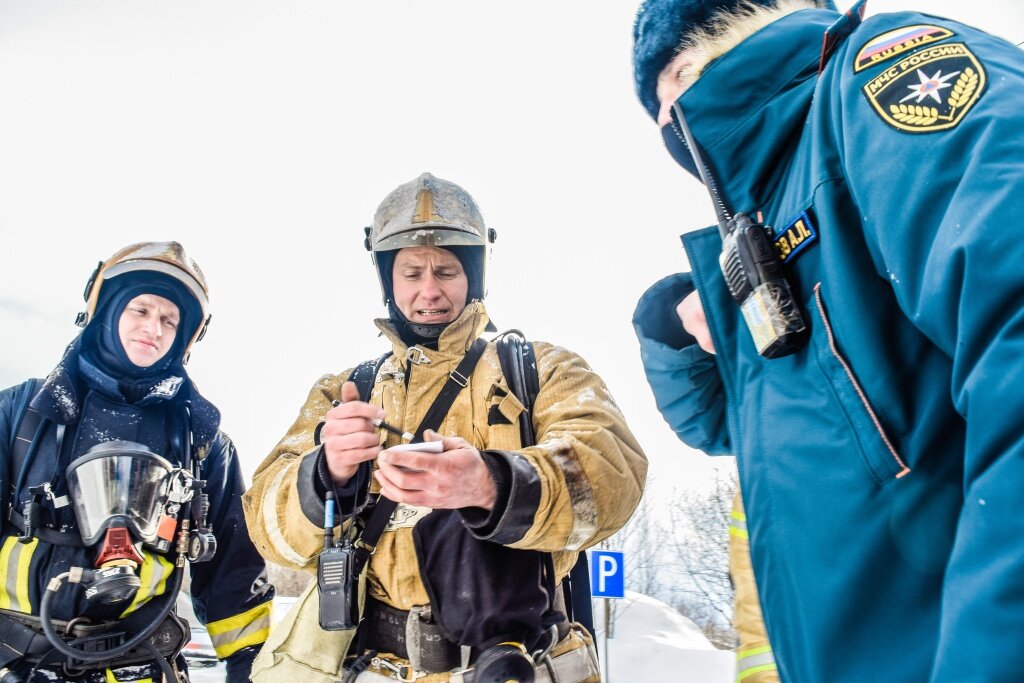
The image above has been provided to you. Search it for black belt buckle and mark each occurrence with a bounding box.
[67,630,127,658]
[59,630,128,675]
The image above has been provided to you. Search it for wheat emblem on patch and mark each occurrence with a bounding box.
[862,43,986,133]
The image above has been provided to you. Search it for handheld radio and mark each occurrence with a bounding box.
[670,102,807,358]
[318,491,359,631]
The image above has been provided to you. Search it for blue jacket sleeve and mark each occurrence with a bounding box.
[835,18,1024,680]
[632,273,731,455]
[188,431,274,680]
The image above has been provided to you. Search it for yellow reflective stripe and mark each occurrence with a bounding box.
[206,600,273,636]
[120,552,174,617]
[0,536,18,609]
[729,510,748,539]
[14,538,36,611]
[120,553,155,617]
[737,663,779,681]
[736,645,777,682]
[0,536,38,612]
[737,645,772,658]
[212,627,270,659]
[207,601,272,658]
[152,553,174,596]
[729,516,753,540]
[104,668,153,683]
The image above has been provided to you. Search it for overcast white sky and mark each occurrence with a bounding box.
[1,2,1020,510]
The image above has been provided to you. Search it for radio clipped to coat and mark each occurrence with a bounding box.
[669,102,808,358]
[318,492,360,631]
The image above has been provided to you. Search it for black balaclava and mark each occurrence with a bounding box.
[81,271,201,399]
[382,246,481,349]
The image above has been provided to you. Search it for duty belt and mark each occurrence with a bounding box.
[361,594,571,674]
[348,626,600,683]
[0,608,189,673]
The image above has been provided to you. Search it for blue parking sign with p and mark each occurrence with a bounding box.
[589,550,624,599]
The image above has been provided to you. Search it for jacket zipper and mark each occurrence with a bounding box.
[813,283,910,479]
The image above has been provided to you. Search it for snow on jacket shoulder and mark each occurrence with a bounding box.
[0,375,272,680]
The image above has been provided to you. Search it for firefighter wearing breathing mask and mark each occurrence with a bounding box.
[0,242,273,682]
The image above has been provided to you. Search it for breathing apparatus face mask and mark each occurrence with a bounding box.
[64,441,191,606]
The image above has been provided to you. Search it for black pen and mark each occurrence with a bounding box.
[373,418,414,442]
[332,399,414,442]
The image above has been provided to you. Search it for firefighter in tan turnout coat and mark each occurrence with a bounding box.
[244,173,647,683]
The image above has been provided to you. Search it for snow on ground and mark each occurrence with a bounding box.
[595,591,735,682]
[187,592,735,682]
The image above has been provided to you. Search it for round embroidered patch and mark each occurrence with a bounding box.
[861,42,986,133]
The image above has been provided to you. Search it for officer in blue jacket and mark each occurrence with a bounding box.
[631,0,1024,681]
[0,242,272,682]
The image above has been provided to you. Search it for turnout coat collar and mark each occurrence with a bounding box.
[374,301,492,359]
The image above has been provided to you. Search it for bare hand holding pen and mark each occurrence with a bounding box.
[320,381,384,485]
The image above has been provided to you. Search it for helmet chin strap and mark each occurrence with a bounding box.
[387,301,449,348]
[405,321,446,339]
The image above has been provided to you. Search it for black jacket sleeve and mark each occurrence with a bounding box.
[187,431,274,677]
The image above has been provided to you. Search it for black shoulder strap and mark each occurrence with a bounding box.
[496,330,537,448]
[495,331,596,640]
[347,352,393,403]
[3,379,44,537]
[9,380,45,493]
[353,338,488,575]
[9,378,43,464]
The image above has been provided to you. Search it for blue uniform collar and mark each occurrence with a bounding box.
[676,8,837,214]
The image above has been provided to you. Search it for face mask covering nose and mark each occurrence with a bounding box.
[661,111,702,180]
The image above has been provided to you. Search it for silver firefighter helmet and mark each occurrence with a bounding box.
[77,241,212,356]
[364,172,496,303]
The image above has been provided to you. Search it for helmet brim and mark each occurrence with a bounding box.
[375,226,487,252]
[103,259,209,314]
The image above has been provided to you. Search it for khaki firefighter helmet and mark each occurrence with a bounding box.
[77,241,211,355]
[364,172,496,302]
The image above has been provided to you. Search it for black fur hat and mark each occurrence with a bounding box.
[632,0,836,121]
